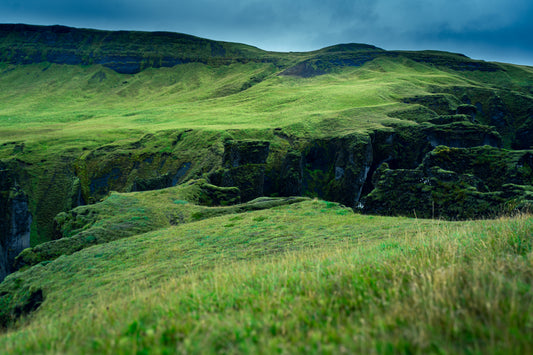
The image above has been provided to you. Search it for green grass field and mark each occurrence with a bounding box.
[0,57,502,147]
[0,200,531,354]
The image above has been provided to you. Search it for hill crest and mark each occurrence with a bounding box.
[0,23,504,74]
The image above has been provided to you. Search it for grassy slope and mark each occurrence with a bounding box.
[0,201,531,354]
[2,55,531,148]
[0,57,496,146]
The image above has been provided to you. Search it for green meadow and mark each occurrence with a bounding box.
[0,56,500,146]
[0,199,532,354]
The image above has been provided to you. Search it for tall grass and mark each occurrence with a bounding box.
[1,206,531,354]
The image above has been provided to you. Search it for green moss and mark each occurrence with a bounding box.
[364,146,533,219]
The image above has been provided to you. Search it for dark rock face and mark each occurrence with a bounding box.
[211,124,509,212]
[423,122,501,148]
[76,132,197,203]
[261,134,377,207]
[402,94,460,115]
[488,96,512,130]
[513,118,533,149]
[363,146,533,219]
[222,141,270,168]
[276,151,304,196]
[13,289,43,318]
[300,135,373,207]
[213,140,270,202]
[398,52,502,72]
[456,104,477,118]
[131,163,191,193]
[0,167,32,282]
[0,24,238,74]
[212,135,377,207]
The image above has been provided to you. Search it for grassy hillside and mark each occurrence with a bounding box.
[0,200,531,354]
[2,56,529,137]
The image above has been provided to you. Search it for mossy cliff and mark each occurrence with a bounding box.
[363,146,533,219]
[0,164,31,281]
[73,130,221,203]
[209,140,271,202]
[0,24,289,74]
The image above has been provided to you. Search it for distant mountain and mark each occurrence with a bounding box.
[0,24,504,74]
[0,23,288,73]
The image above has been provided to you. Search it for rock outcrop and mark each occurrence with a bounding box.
[0,166,31,282]
[363,146,533,219]
[215,140,271,202]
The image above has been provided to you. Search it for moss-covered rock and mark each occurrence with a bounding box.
[211,140,270,202]
[402,94,461,115]
[0,280,43,329]
[270,150,304,197]
[513,118,533,149]
[456,104,477,120]
[295,134,373,207]
[422,122,501,148]
[195,180,241,206]
[428,114,472,125]
[363,164,504,219]
[422,146,533,189]
[75,130,222,203]
[363,146,533,219]
[430,86,533,149]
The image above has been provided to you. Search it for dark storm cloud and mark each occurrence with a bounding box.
[0,0,532,65]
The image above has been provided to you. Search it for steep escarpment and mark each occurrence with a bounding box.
[73,130,214,203]
[0,24,287,74]
[0,164,31,282]
[0,117,524,257]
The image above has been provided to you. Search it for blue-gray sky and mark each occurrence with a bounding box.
[1,0,532,65]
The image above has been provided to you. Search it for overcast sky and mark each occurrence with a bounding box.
[1,0,532,66]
